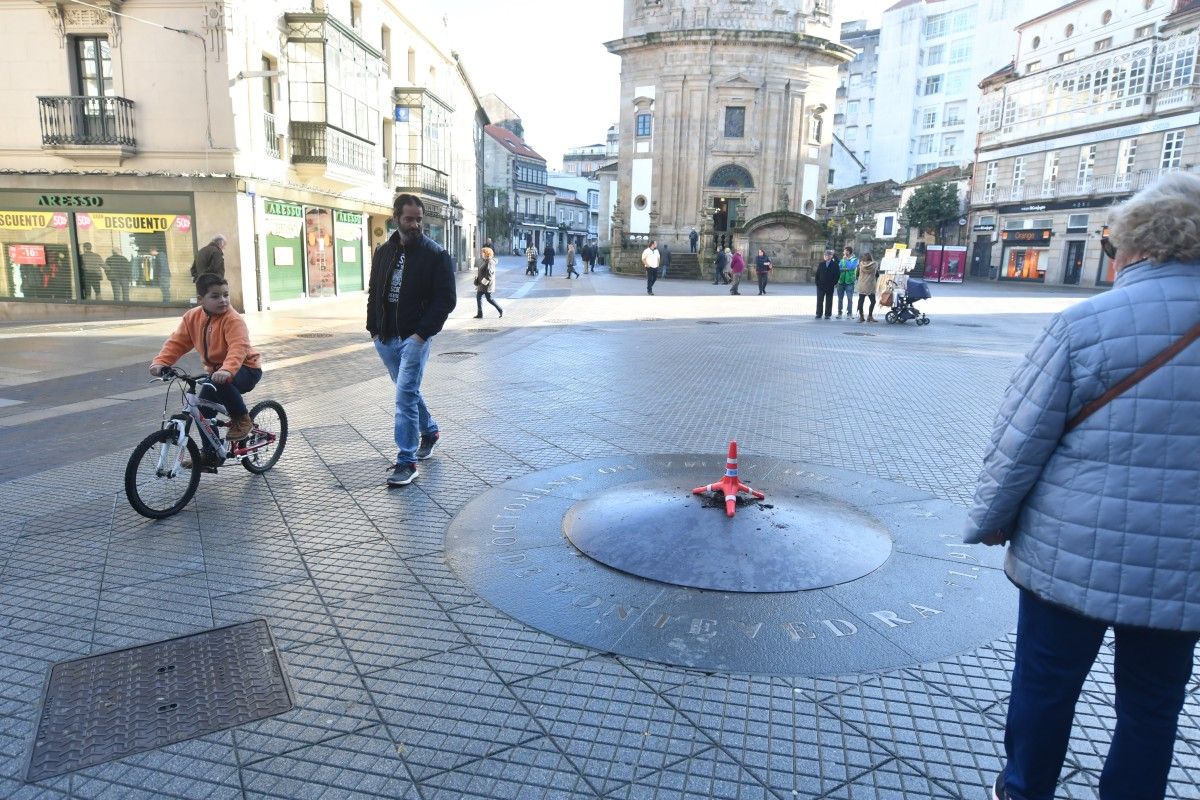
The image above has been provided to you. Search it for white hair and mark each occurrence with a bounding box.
[1109,171,1200,264]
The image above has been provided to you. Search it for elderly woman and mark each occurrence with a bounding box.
[472,246,502,319]
[966,172,1200,800]
[854,252,879,322]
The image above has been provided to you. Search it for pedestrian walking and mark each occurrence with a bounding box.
[366,194,457,487]
[836,246,858,319]
[815,249,838,319]
[150,246,171,303]
[965,171,1200,800]
[689,228,699,253]
[525,244,538,276]
[104,248,132,302]
[659,243,671,279]
[729,248,745,295]
[754,249,772,295]
[472,246,502,319]
[713,247,728,285]
[642,240,660,295]
[190,234,226,281]
[79,242,104,300]
[542,242,555,276]
[566,243,580,278]
[855,252,879,322]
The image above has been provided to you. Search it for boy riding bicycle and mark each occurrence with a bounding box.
[149,274,262,442]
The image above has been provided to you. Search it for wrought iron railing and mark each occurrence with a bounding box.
[263,111,279,158]
[290,122,374,174]
[37,95,136,147]
[392,162,449,198]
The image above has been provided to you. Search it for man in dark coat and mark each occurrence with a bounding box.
[814,248,840,320]
[542,242,556,277]
[688,228,699,253]
[190,234,226,280]
[105,248,133,302]
[151,246,171,302]
[659,243,671,279]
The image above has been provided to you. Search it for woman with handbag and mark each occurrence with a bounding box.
[855,252,879,322]
[966,171,1200,800]
[472,246,502,319]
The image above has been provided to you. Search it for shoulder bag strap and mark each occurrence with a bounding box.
[1066,318,1200,432]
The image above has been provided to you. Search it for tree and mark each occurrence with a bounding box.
[483,189,515,245]
[901,182,961,243]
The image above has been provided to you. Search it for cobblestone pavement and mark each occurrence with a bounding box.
[2,261,1197,798]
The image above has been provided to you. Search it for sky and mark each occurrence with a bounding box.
[423,0,894,171]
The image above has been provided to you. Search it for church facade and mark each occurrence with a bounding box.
[605,0,853,279]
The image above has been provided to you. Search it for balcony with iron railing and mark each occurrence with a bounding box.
[392,162,448,199]
[290,122,375,177]
[974,168,1189,205]
[37,95,137,161]
[263,111,279,158]
[514,212,549,226]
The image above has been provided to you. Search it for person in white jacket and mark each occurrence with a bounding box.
[641,241,660,295]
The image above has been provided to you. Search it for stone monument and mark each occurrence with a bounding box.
[605,0,853,278]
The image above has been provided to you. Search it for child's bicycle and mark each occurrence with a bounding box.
[124,366,288,519]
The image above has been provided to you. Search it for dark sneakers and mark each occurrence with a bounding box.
[387,463,418,486]
[416,432,440,460]
[992,773,1008,800]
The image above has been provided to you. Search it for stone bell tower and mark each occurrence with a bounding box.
[606,0,853,280]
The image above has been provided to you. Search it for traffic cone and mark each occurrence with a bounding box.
[691,440,765,518]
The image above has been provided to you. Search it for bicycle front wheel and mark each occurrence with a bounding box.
[242,400,288,474]
[125,430,201,519]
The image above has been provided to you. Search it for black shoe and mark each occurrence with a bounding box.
[498,308,503,318]
[416,431,440,460]
[473,313,483,318]
[387,463,418,486]
[991,773,1007,800]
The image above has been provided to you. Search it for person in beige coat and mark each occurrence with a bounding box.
[473,246,503,318]
[855,252,880,322]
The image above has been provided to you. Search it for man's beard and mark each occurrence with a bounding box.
[400,228,420,244]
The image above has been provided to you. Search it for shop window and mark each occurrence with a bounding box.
[1004,248,1045,281]
[1,211,74,301]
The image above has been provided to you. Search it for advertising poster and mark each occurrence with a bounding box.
[305,207,335,299]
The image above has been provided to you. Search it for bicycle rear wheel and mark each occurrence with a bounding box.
[242,400,288,474]
[125,430,201,519]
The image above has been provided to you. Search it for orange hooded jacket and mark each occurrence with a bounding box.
[152,306,261,374]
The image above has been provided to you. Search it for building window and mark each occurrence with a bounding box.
[350,0,362,30]
[1161,130,1185,169]
[941,135,958,156]
[845,126,858,144]
[381,25,391,77]
[73,36,113,98]
[923,75,942,95]
[951,8,974,32]
[1032,36,1041,49]
[984,161,998,200]
[1152,38,1197,91]
[1027,60,1041,72]
[1065,24,1075,37]
[948,39,972,65]
[944,70,969,95]
[1043,150,1060,189]
[1135,24,1155,38]
[1059,50,1075,63]
[918,134,935,154]
[261,56,275,114]
[944,103,965,125]
[724,106,745,138]
[1095,37,1113,52]
[847,100,859,115]
[407,48,416,84]
[1012,156,1026,194]
[636,113,652,137]
[923,14,947,38]
[809,114,823,144]
[926,44,945,64]
[1115,138,1138,187]
[1067,213,1089,232]
[1102,10,1112,24]
[1077,144,1096,192]
[979,215,996,227]
[921,109,937,129]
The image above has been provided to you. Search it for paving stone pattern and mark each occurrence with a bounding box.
[1,281,1198,798]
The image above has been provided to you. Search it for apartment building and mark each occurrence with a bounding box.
[870,0,1031,183]
[968,0,1199,286]
[0,0,485,317]
[831,20,879,188]
[484,123,554,254]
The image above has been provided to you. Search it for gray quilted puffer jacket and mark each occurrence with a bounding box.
[965,259,1200,632]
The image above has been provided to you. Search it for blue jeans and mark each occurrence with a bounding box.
[374,336,437,465]
[200,366,261,417]
[1001,589,1198,800]
[836,283,854,314]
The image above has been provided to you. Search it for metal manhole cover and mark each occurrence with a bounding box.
[469,328,501,334]
[697,320,720,325]
[843,332,876,337]
[637,318,664,322]
[296,332,334,339]
[952,323,984,328]
[27,620,292,781]
[439,351,478,360]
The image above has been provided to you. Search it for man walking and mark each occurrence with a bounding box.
[689,228,698,253]
[642,240,660,295]
[658,242,671,279]
[814,249,839,319]
[79,242,103,300]
[105,248,132,302]
[191,234,226,281]
[836,246,858,319]
[367,194,457,487]
[542,241,556,276]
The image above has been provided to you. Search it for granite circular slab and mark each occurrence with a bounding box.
[444,454,1016,676]
[563,480,893,592]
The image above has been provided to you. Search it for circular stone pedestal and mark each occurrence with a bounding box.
[564,480,892,592]
[444,454,1016,676]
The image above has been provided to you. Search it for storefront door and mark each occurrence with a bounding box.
[264,200,304,301]
[970,236,992,278]
[304,207,335,298]
[1064,241,1085,285]
[333,210,363,293]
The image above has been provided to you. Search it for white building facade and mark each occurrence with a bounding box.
[870,0,1031,182]
[0,0,484,318]
[968,0,1200,287]
[831,20,879,188]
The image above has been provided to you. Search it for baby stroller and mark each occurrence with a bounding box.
[885,276,931,325]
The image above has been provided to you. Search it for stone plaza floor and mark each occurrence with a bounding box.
[1,259,1197,798]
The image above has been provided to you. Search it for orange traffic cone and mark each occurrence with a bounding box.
[691,440,766,518]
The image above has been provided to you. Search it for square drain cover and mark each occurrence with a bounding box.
[27,620,293,781]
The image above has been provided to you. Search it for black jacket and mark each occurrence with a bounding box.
[815,257,840,290]
[191,243,224,280]
[367,232,457,341]
[542,244,555,265]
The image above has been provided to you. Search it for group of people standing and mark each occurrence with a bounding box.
[525,241,600,277]
[814,245,879,322]
[710,246,772,295]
